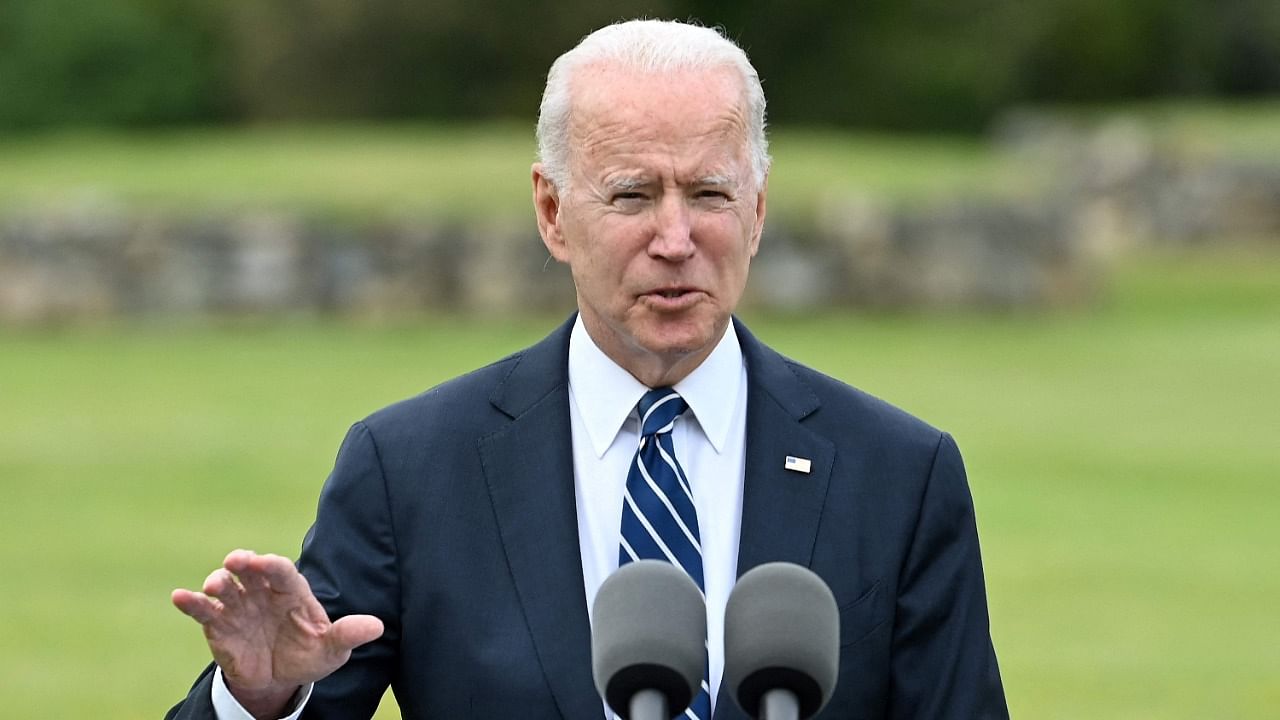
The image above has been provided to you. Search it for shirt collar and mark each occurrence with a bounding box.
[568,315,745,458]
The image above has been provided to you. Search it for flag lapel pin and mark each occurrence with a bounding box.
[784,455,812,474]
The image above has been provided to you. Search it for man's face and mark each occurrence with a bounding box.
[533,64,767,386]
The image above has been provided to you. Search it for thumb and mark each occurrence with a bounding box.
[327,614,385,653]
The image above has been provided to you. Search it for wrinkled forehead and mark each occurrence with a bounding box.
[570,61,747,120]
[565,63,752,170]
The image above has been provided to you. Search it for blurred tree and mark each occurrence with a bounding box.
[1016,0,1219,101]
[1,0,1277,132]
[1215,0,1280,94]
[219,0,676,121]
[0,0,228,129]
[693,0,1040,131]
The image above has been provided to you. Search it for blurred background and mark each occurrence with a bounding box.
[0,1,1276,717]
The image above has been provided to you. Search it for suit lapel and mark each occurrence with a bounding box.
[734,319,835,574]
[714,321,836,720]
[477,317,602,720]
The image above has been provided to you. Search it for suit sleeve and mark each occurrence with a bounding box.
[165,422,402,720]
[890,432,1008,719]
[164,663,218,720]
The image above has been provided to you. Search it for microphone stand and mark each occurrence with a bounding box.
[630,689,668,720]
[760,688,800,720]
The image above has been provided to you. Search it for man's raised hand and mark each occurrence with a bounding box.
[171,549,384,719]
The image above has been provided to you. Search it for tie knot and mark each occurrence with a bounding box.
[637,388,687,436]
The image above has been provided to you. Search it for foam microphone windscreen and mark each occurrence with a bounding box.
[591,560,707,718]
[723,562,840,719]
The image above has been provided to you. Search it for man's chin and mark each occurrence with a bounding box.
[633,323,721,363]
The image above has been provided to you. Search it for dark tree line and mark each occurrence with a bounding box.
[1,0,1277,132]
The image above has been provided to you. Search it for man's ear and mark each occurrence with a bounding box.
[532,164,569,262]
[749,172,768,257]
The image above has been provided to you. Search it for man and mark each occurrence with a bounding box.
[169,19,1007,720]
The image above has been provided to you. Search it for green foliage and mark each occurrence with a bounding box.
[708,0,1280,130]
[0,0,229,128]
[1,0,1278,132]
[1,247,1277,717]
[216,0,645,121]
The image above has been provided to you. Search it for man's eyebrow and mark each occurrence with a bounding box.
[603,176,651,192]
[601,173,737,191]
[694,173,735,186]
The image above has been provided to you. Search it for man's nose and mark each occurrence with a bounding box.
[648,194,695,260]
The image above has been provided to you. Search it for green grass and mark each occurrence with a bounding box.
[0,123,539,222]
[1067,99,1280,160]
[3,100,1277,224]
[0,122,1027,222]
[1,246,1277,718]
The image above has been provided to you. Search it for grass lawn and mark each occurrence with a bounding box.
[1069,99,1280,160]
[3,100,1278,226]
[1,244,1276,717]
[0,122,1032,222]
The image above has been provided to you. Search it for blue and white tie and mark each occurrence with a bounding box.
[619,388,710,720]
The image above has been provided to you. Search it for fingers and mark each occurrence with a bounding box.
[222,548,286,579]
[224,550,311,597]
[203,566,244,597]
[328,614,385,653]
[221,548,257,574]
[173,550,286,622]
[172,588,221,623]
[175,549,328,634]
[173,566,244,626]
[254,554,311,595]
[176,550,385,691]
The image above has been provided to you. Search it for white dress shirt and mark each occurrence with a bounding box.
[569,316,747,718]
[213,316,749,719]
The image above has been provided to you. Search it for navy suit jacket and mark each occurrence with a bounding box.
[168,316,1007,719]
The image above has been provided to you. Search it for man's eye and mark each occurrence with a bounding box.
[696,190,730,201]
[613,192,646,203]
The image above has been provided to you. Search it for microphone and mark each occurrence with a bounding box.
[723,563,840,720]
[591,560,707,720]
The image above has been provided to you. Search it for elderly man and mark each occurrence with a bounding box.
[168,19,1007,720]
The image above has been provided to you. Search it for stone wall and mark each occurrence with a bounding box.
[0,204,575,323]
[2,120,1277,324]
[996,114,1280,255]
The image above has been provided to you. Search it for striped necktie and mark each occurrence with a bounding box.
[618,388,710,720]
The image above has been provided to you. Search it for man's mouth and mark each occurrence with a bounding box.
[641,287,702,309]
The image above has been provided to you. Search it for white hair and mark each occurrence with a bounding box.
[536,19,770,192]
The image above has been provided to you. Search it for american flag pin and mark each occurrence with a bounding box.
[784,455,812,474]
